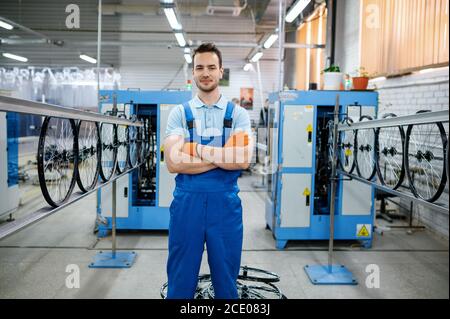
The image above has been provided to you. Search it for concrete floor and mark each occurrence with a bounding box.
[0,175,448,299]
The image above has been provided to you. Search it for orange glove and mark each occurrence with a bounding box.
[182,142,198,157]
[224,132,249,148]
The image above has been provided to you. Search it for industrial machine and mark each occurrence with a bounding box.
[265,90,378,249]
[97,90,191,237]
[0,111,20,219]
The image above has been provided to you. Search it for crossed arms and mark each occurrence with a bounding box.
[164,133,253,175]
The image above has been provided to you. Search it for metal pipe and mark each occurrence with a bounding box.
[338,171,449,215]
[277,0,286,92]
[112,179,117,258]
[97,0,102,99]
[0,16,62,46]
[0,163,143,241]
[0,96,142,126]
[337,110,449,131]
[328,94,340,271]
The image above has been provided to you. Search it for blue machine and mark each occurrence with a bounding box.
[97,90,191,237]
[265,90,378,249]
[0,111,20,219]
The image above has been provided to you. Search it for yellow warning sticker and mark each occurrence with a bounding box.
[357,224,371,237]
[305,105,314,112]
[345,148,352,156]
[302,188,310,196]
[306,124,313,132]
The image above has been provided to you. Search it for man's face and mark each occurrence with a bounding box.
[193,52,223,93]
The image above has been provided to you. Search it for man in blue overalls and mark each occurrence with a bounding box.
[164,43,252,299]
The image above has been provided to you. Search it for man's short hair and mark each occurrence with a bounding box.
[193,43,223,68]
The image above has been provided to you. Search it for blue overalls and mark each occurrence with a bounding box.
[166,101,243,299]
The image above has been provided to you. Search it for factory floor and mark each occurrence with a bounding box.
[0,174,448,299]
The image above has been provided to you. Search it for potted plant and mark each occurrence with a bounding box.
[322,65,343,90]
[352,67,370,90]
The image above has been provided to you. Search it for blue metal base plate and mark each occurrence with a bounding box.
[304,264,357,285]
[89,251,137,269]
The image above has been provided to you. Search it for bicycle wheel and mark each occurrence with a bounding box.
[99,122,117,182]
[356,115,377,180]
[37,116,78,207]
[326,120,339,170]
[239,266,280,283]
[405,112,447,202]
[375,114,405,190]
[116,115,129,174]
[207,281,285,299]
[76,120,100,192]
[338,117,356,174]
[128,125,139,168]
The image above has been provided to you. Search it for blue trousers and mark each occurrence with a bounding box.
[166,189,243,299]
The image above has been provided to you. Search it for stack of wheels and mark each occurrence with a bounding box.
[37,113,144,208]
[404,110,447,202]
[160,266,287,299]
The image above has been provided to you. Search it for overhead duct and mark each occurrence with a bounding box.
[206,0,247,17]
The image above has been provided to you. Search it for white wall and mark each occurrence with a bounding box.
[118,13,280,125]
[334,0,449,239]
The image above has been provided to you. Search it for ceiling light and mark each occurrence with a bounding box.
[184,54,192,64]
[250,51,263,63]
[79,54,97,64]
[285,0,311,23]
[174,32,186,47]
[263,33,279,49]
[243,63,252,71]
[2,52,28,62]
[0,20,13,30]
[164,8,182,30]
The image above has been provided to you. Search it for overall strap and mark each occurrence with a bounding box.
[222,102,235,146]
[182,102,195,143]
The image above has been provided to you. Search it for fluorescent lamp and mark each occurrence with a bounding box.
[0,20,13,30]
[79,54,97,64]
[164,8,182,30]
[2,52,28,62]
[285,0,311,23]
[184,53,192,64]
[370,76,386,82]
[184,47,190,54]
[250,51,263,63]
[174,32,186,47]
[263,33,278,49]
[243,63,252,71]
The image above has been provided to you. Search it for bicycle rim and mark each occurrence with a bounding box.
[76,120,100,192]
[405,120,447,202]
[37,117,78,207]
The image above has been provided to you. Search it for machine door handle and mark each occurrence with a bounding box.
[307,131,312,143]
[124,187,128,198]
[303,188,311,207]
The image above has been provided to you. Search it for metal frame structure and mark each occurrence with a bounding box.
[337,109,449,214]
[0,95,144,268]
